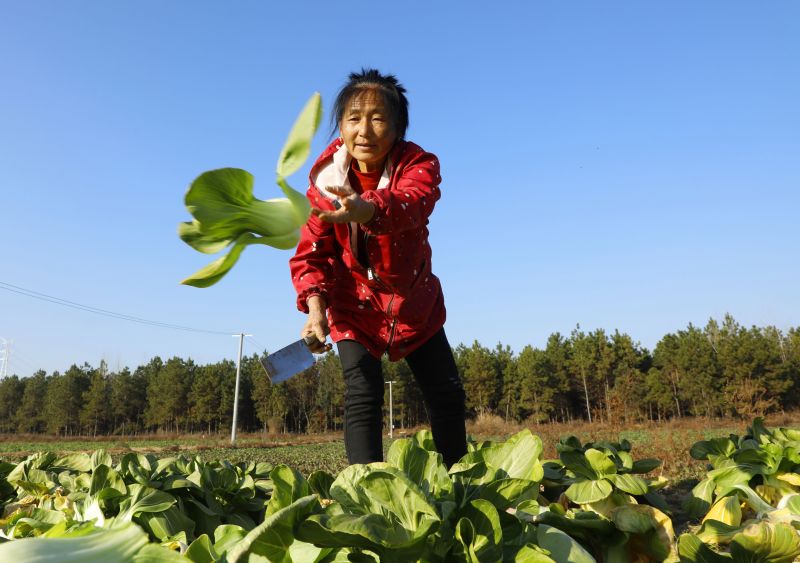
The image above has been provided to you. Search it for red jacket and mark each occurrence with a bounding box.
[289,138,446,360]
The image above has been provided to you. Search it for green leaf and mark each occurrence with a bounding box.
[512,544,557,562]
[119,454,154,486]
[585,449,617,478]
[297,512,439,562]
[778,493,800,515]
[472,478,539,512]
[556,436,583,453]
[0,522,149,562]
[536,524,596,563]
[734,446,782,476]
[137,505,196,542]
[583,491,635,518]
[276,176,312,228]
[182,498,221,538]
[642,491,672,514]
[51,453,92,472]
[308,470,336,499]
[91,450,112,470]
[178,220,233,254]
[690,438,737,461]
[542,461,565,482]
[297,465,441,561]
[298,512,406,549]
[226,494,320,563]
[610,503,668,533]
[678,533,732,562]
[132,543,186,562]
[456,430,544,483]
[385,437,453,501]
[114,484,177,523]
[277,92,323,178]
[184,534,216,563]
[210,524,247,557]
[684,478,716,519]
[266,464,310,516]
[185,168,255,237]
[630,458,661,474]
[89,464,127,499]
[519,506,618,545]
[607,473,648,496]
[748,417,772,444]
[180,232,253,287]
[616,451,634,471]
[565,478,613,504]
[707,463,755,489]
[413,429,437,452]
[453,499,504,563]
[559,450,598,480]
[287,539,332,563]
[329,464,440,528]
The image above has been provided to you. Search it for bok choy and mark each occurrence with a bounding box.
[179,93,321,287]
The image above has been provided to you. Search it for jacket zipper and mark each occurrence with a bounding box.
[386,318,398,353]
[365,252,398,355]
[385,294,397,353]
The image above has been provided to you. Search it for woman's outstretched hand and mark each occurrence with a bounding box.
[312,185,375,224]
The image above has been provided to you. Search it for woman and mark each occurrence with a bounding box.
[289,69,466,467]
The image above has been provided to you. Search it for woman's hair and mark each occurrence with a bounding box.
[331,68,409,140]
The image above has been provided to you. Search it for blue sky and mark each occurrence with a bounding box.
[1,2,798,377]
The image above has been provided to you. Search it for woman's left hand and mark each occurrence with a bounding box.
[312,185,375,224]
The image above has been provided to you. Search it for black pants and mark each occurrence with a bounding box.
[337,327,467,467]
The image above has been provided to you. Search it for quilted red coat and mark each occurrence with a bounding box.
[289,138,446,360]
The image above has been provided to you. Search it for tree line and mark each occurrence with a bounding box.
[0,314,798,436]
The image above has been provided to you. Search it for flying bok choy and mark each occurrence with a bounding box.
[178,93,322,287]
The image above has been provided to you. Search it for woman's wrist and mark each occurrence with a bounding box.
[307,294,327,312]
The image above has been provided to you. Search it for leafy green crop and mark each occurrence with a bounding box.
[4,421,800,561]
[545,435,668,516]
[179,93,321,287]
[678,418,800,561]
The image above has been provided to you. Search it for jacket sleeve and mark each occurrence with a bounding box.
[289,187,337,313]
[359,150,441,235]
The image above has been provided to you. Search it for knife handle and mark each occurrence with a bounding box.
[303,334,332,352]
[303,334,320,347]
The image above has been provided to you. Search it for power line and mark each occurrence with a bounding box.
[245,334,269,354]
[0,280,234,336]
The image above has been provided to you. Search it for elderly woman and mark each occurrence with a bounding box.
[289,69,466,467]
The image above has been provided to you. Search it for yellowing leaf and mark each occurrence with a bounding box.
[776,473,800,487]
[703,495,742,527]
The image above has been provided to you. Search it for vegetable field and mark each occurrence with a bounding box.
[2,419,800,561]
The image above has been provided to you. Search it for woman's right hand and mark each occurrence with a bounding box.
[302,295,332,353]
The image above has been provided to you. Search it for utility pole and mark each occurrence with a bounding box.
[0,338,8,379]
[231,333,252,444]
[385,380,396,439]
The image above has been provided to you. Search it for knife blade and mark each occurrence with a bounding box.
[261,335,318,383]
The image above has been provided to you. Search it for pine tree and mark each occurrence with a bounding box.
[15,370,48,433]
[0,375,24,432]
[81,360,110,436]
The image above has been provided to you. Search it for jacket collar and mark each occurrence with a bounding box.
[310,139,399,201]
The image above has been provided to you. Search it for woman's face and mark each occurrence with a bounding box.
[339,89,397,173]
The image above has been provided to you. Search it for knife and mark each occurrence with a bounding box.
[261,335,322,383]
